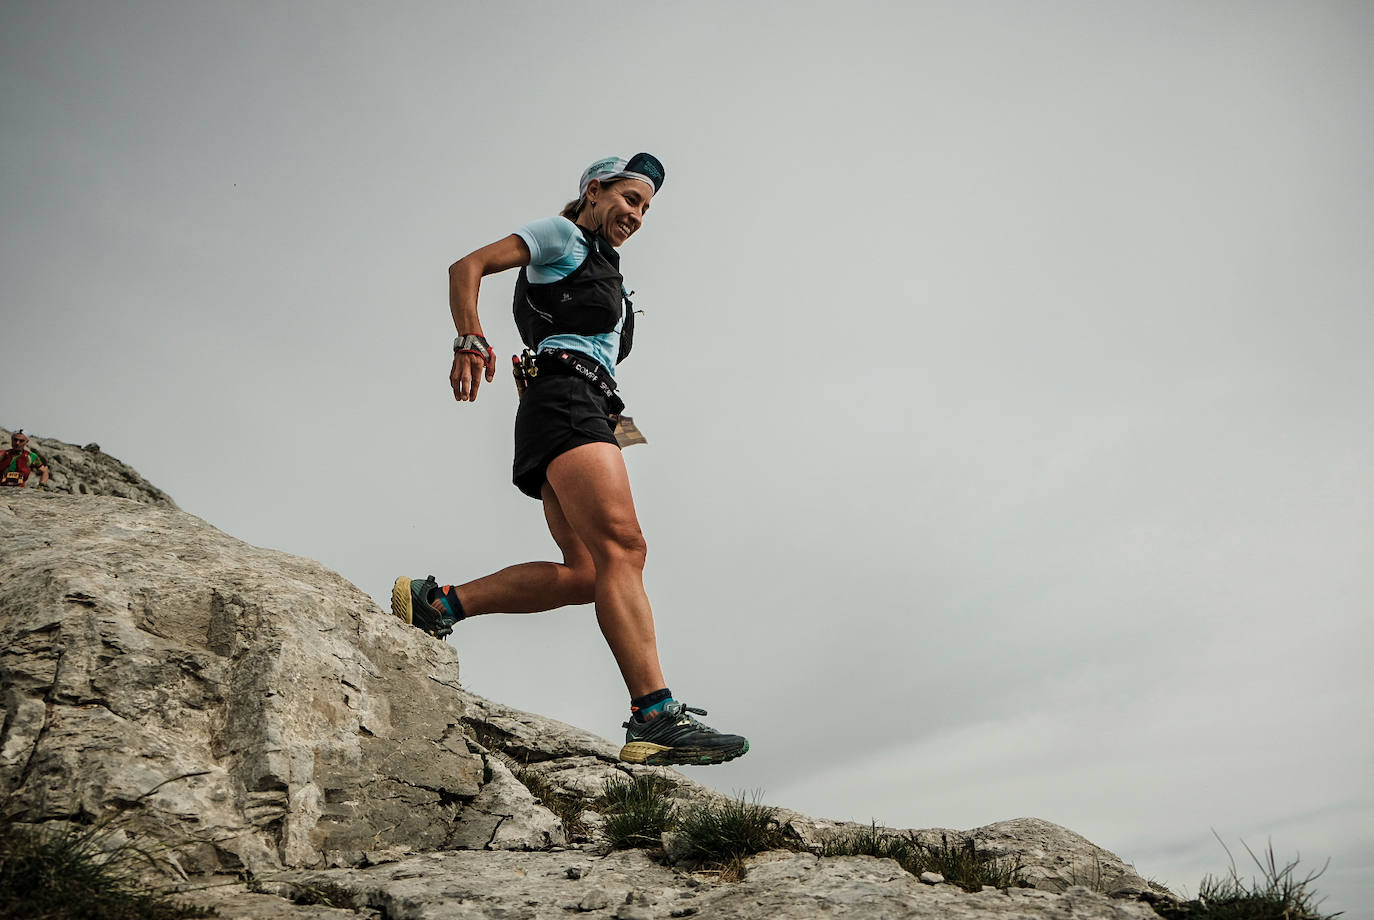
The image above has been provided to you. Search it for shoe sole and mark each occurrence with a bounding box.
[391,576,414,625]
[619,739,750,766]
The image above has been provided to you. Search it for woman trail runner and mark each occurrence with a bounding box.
[392,153,749,767]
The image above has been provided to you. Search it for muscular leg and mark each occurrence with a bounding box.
[446,488,597,615]
[544,441,666,699]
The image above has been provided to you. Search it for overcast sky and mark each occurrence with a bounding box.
[3,1,1371,914]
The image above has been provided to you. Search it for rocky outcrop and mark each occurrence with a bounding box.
[191,849,1164,920]
[0,490,544,874]
[0,427,176,507]
[0,474,1176,918]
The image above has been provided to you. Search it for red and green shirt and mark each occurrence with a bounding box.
[1,448,47,486]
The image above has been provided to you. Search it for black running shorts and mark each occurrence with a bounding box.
[512,374,620,499]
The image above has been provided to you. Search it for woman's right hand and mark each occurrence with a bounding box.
[451,347,496,402]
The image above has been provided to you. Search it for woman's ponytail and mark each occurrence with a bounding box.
[560,196,586,220]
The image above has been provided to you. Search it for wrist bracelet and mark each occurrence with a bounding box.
[453,334,492,360]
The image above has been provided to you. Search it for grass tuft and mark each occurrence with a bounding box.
[598,774,680,851]
[0,816,214,920]
[670,793,790,871]
[1153,839,1340,920]
[594,778,791,874]
[820,822,919,865]
[821,824,1026,892]
[598,772,679,813]
[919,833,1025,892]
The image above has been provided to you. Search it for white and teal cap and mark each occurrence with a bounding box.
[577,152,666,197]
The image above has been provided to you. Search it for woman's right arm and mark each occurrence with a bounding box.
[449,234,531,403]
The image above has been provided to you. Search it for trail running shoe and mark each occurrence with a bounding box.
[391,575,456,639]
[619,701,750,766]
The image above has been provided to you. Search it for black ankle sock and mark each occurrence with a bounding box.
[631,688,672,709]
[430,585,467,622]
[630,687,672,721]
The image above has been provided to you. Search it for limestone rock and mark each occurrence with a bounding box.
[928,817,1173,899]
[1,491,480,872]
[177,884,381,920]
[779,811,1169,901]
[460,693,622,764]
[1,451,1181,919]
[194,849,1161,920]
[447,753,566,850]
[577,886,614,911]
[0,427,177,507]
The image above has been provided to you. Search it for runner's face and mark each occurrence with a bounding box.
[587,179,654,247]
[11,435,27,450]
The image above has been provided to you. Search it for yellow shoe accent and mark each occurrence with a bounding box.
[618,741,671,764]
[391,576,414,625]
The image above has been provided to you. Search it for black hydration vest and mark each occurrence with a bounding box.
[512,223,635,365]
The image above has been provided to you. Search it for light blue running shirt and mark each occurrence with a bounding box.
[514,216,625,376]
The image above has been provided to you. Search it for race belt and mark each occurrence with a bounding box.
[535,348,620,405]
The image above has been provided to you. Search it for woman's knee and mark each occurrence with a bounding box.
[594,522,648,570]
